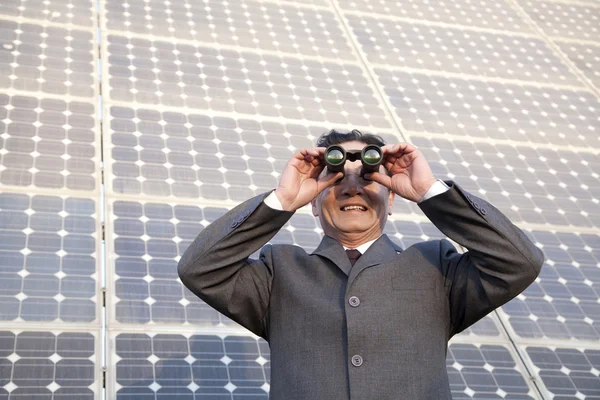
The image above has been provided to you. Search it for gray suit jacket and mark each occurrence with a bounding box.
[178,182,544,399]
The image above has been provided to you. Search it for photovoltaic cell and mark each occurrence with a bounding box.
[500,230,600,341]
[521,1,600,41]
[0,94,97,191]
[0,19,96,98]
[376,69,599,146]
[340,0,531,32]
[104,0,354,60]
[113,333,269,399]
[411,136,600,228]
[0,193,97,322]
[525,345,600,399]
[106,35,391,127]
[348,15,580,86]
[0,330,96,398]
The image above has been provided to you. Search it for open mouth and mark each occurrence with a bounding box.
[341,205,367,212]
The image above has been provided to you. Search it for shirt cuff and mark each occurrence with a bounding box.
[264,191,284,210]
[418,180,450,203]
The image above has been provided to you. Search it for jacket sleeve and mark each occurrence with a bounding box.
[418,181,545,336]
[177,191,294,339]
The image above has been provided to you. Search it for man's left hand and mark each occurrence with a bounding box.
[365,143,437,203]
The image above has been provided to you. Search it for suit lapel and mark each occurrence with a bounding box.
[312,235,353,276]
[312,235,403,278]
[348,235,403,284]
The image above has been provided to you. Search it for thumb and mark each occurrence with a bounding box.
[316,172,343,194]
[365,172,392,189]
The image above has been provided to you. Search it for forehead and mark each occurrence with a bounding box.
[339,140,367,152]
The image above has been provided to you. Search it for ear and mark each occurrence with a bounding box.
[311,198,319,217]
[387,190,395,215]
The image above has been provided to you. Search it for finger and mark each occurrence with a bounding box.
[316,171,343,193]
[364,171,392,189]
[382,143,415,157]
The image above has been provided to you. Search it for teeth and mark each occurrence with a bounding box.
[343,206,365,211]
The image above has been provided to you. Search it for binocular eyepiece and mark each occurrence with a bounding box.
[324,145,383,180]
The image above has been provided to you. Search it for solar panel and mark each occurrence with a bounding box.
[0,94,98,191]
[447,343,538,399]
[0,193,98,322]
[520,1,600,41]
[347,15,581,86]
[524,345,600,399]
[1,0,598,395]
[410,136,600,228]
[499,229,600,341]
[0,330,98,398]
[105,35,392,127]
[340,0,532,32]
[104,0,353,60]
[112,333,270,399]
[376,70,599,146]
[556,41,600,89]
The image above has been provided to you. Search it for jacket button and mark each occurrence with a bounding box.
[351,355,363,367]
[348,296,360,307]
[480,207,487,215]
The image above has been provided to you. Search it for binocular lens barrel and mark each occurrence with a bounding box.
[362,147,381,166]
[324,145,383,178]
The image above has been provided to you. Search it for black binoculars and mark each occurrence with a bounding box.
[324,145,383,180]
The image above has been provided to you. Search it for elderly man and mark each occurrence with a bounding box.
[178,129,544,399]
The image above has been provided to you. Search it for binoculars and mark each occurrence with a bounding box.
[324,145,383,180]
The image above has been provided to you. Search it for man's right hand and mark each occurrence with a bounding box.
[274,147,342,211]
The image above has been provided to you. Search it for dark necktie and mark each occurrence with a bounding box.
[345,249,362,266]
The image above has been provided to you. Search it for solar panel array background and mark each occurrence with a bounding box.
[0,0,598,398]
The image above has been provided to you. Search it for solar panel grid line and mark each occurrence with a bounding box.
[339,0,535,33]
[102,99,401,132]
[507,0,600,100]
[552,36,600,46]
[407,132,600,155]
[366,64,590,92]
[517,344,600,399]
[0,13,97,32]
[340,9,543,39]
[538,0,600,7]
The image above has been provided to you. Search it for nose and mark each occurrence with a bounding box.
[340,172,364,196]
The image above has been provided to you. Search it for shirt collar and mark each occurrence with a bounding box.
[342,236,381,254]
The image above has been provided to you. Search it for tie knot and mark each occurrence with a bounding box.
[345,249,362,266]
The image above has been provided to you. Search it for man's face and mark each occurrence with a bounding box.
[312,141,394,246]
